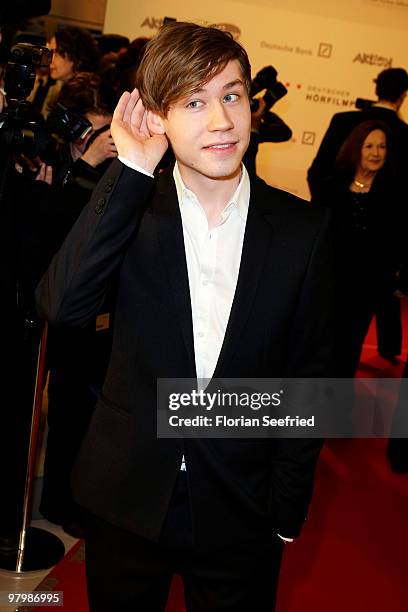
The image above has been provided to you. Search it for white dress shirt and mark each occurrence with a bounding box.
[173,163,249,380]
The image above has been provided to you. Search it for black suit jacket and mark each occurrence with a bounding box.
[307,106,408,199]
[36,160,333,550]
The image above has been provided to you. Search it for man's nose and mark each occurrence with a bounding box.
[207,101,233,131]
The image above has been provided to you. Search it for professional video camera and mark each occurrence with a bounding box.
[0,42,92,168]
[0,42,52,164]
[355,97,375,110]
[4,42,52,102]
[250,66,287,112]
[249,66,291,143]
[46,103,92,143]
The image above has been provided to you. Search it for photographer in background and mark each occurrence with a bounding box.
[308,68,408,198]
[11,72,117,294]
[1,58,117,541]
[37,26,101,118]
[243,65,292,175]
[46,72,117,216]
[308,68,408,369]
[0,0,52,556]
[32,72,118,536]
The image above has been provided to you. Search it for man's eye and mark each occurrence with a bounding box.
[186,100,203,109]
[223,94,239,103]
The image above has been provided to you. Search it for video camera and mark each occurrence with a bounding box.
[250,66,287,113]
[47,103,92,143]
[4,42,52,103]
[249,66,291,143]
[0,42,92,168]
[355,97,375,111]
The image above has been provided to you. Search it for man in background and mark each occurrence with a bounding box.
[308,67,408,364]
[308,67,408,197]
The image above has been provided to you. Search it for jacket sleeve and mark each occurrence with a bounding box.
[307,115,343,200]
[35,159,154,327]
[271,207,334,538]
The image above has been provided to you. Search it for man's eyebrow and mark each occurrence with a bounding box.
[190,79,245,95]
[222,79,245,90]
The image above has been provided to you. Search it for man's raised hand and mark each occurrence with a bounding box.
[111,88,168,174]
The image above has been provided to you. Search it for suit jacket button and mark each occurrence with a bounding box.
[105,184,112,193]
[95,198,106,215]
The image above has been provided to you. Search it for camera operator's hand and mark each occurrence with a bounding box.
[110,88,168,174]
[35,162,53,185]
[81,129,118,168]
[14,155,44,177]
[251,97,266,133]
[0,89,4,113]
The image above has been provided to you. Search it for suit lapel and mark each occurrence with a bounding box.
[213,178,274,377]
[152,171,196,377]
[152,171,274,380]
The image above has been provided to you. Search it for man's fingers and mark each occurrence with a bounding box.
[45,165,53,185]
[34,163,53,183]
[35,163,45,181]
[140,108,150,138]
[112,91,131,123]
[129,97,147,132]
[123,89,141,125]
[21,154,38,172]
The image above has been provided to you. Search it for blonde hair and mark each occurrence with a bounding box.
[136,21,251,117]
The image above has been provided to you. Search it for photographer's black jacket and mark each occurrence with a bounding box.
[0,1,51,25]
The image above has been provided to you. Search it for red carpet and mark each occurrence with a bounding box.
[27,539,185,611]
[30,302,408,611]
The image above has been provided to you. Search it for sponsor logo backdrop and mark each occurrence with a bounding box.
[104,0,408,199]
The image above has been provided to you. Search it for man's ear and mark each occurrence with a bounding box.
[147,111,166,135]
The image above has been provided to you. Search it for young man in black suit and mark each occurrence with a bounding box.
[36,22,333,612]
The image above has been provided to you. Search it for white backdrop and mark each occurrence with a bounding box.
[104,0,408,199]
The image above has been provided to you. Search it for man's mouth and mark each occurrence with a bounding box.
[204,142,237,150]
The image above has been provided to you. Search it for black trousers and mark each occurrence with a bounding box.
[84,472,284,612]
[334,290,399,377]
[40,325,111,525]
[388,358,408,472]
[376,295,402,357]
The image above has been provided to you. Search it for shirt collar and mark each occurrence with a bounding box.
[173,162,250,222]
[373,102,396,112]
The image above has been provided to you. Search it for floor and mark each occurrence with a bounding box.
[0,520,78,612]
